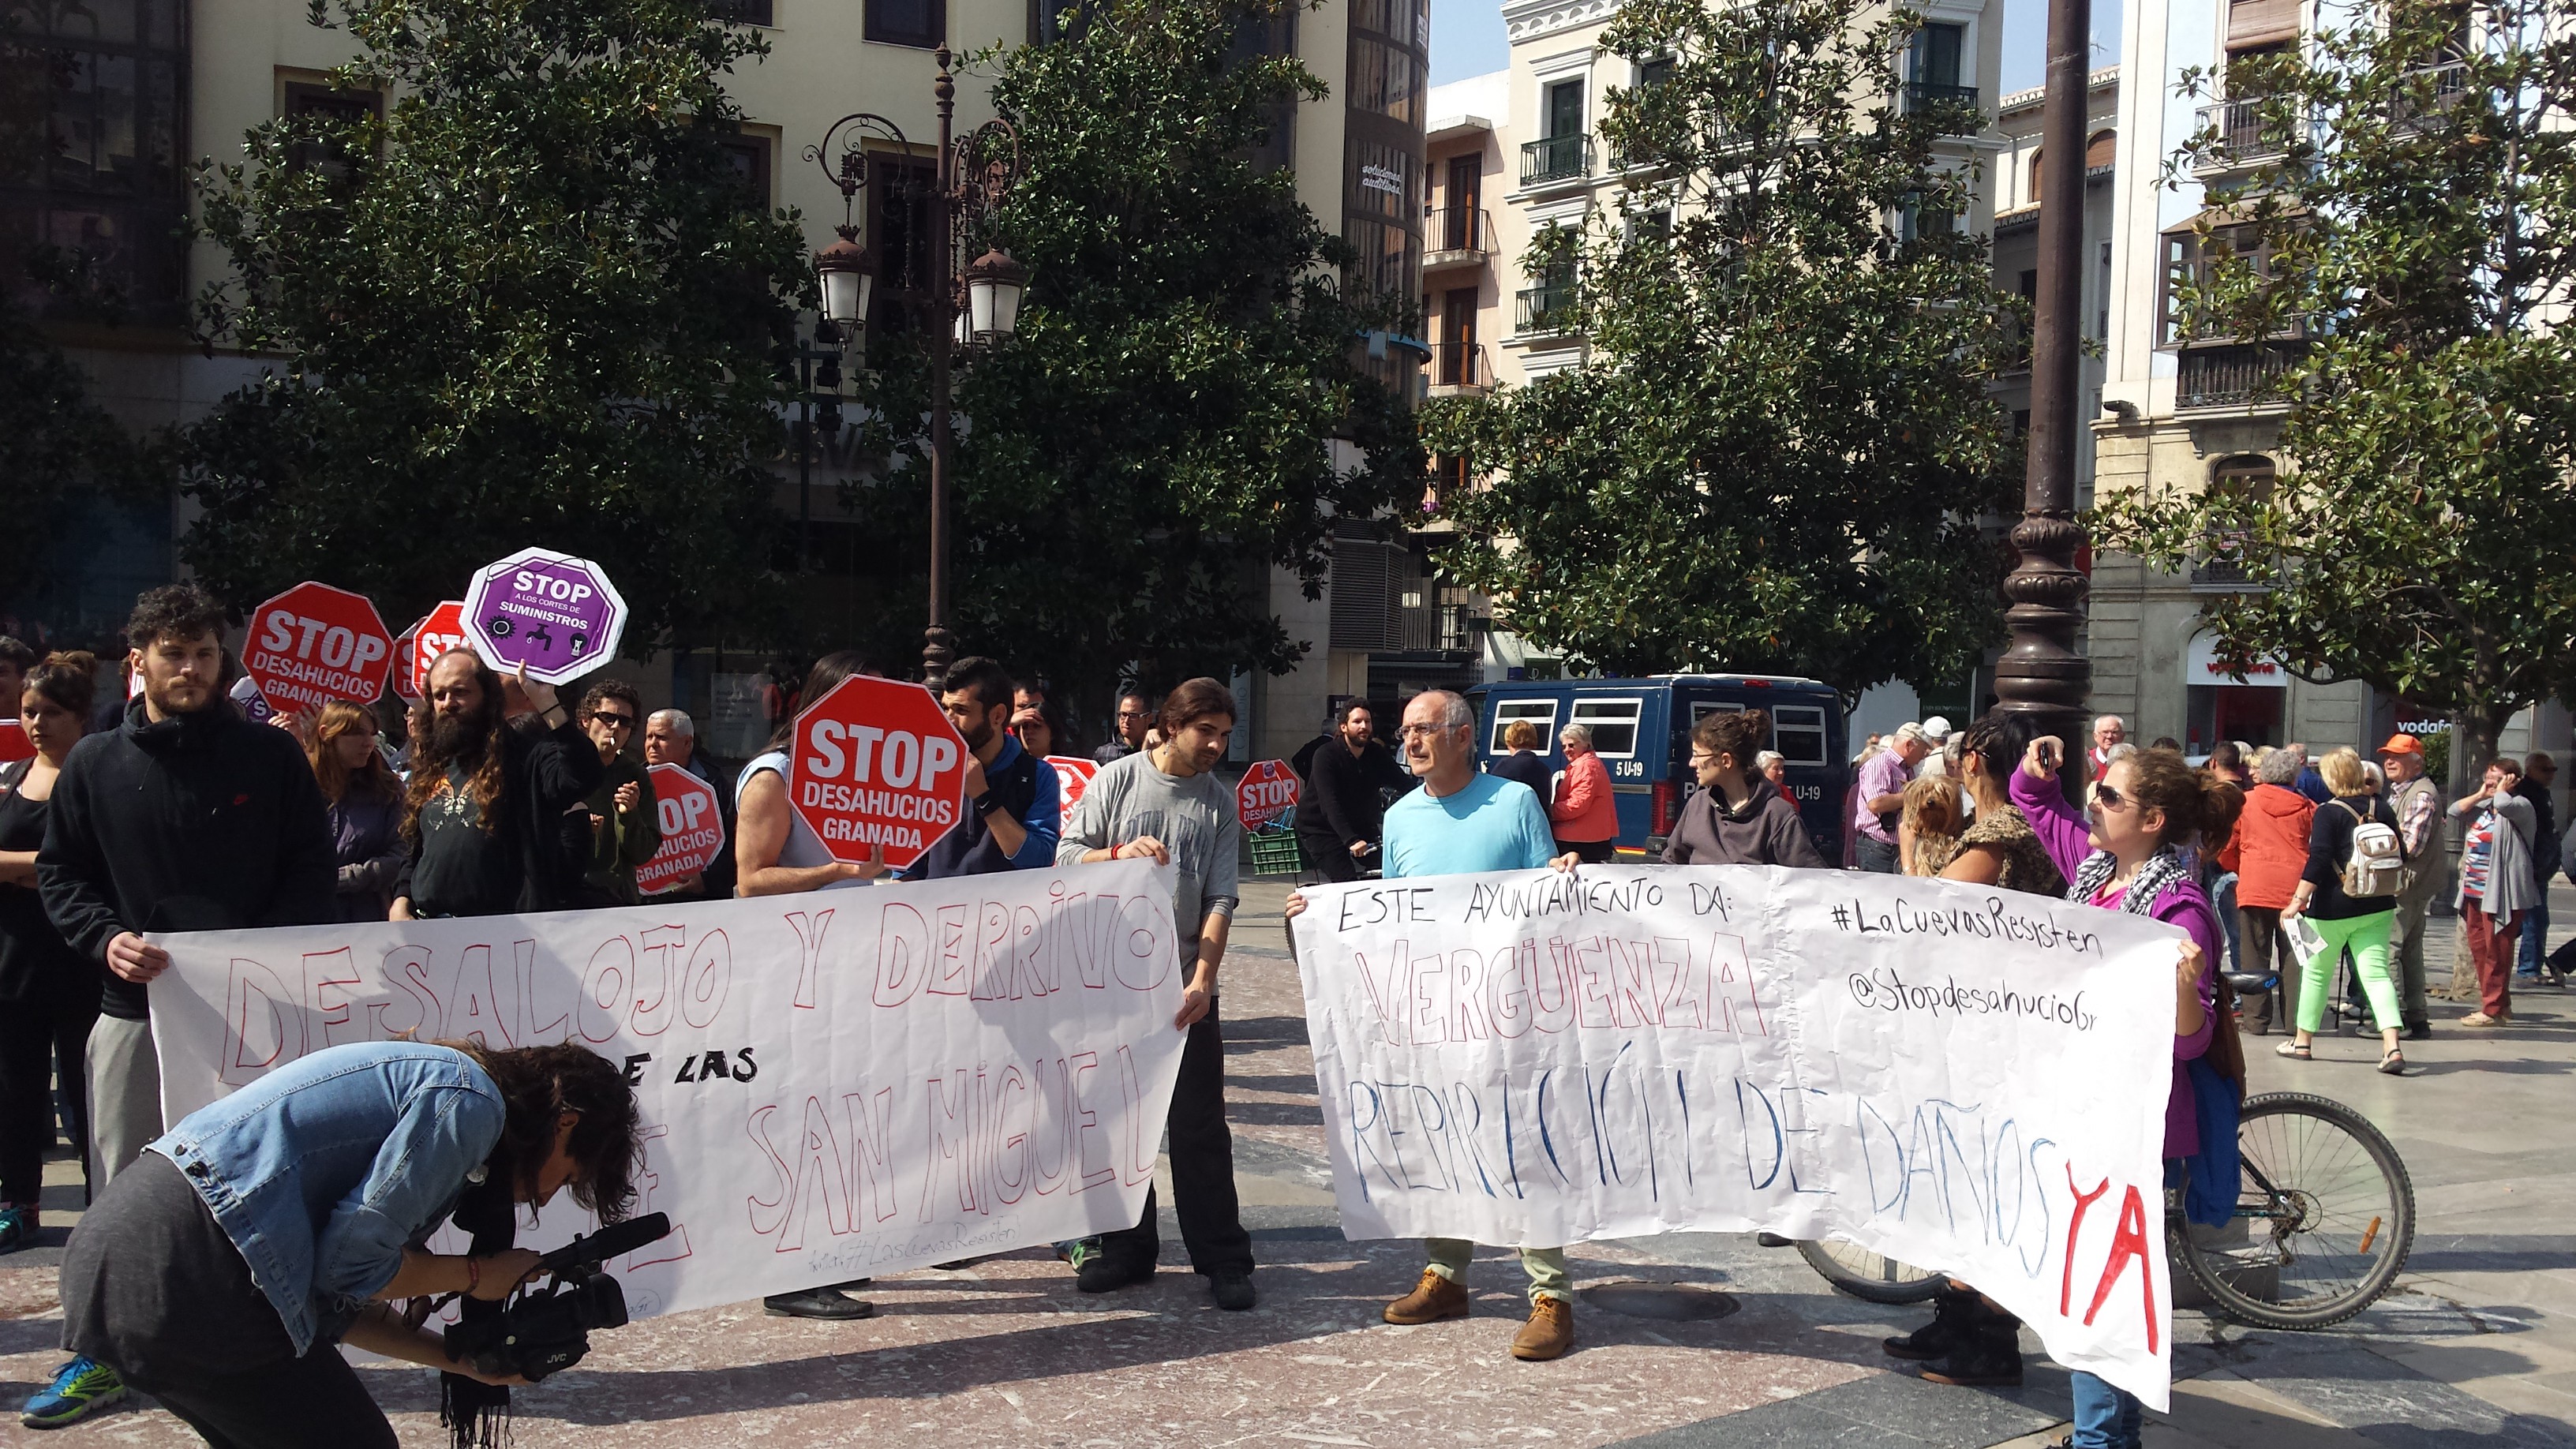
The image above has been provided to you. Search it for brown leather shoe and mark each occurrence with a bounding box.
[1511,1296,1574,1361]
[1383,1268,1470,1325]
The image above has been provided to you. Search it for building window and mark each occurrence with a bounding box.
[281,81,383,182]
[710,0,776,24]
[1909,23,1965,87]
[1351,0,1424,45]
[867,0,944,49]
[1546,79,1584,139]
[1349,36,1422,125]
[864,153,937,345]
[1029,0,1084,43]
[717,133,773,212]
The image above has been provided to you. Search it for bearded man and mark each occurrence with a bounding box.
[391,650,605,919]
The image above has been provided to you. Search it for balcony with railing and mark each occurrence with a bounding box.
[2192,95,2295,170]
[2176,344,2303,410]
[1520,133,1593,188]
[1398,588,1487,653]
[2391,60,2471,133]
[1424,208,1495,268]
[1901,80,1983,135]
[2188,557,2264,592]
[1427,340,1491,395]
[1515,282,1577,336]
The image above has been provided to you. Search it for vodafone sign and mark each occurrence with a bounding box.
[242,582,394,713]
[788,677,970,870]
[394,601,470,701]
[637,763,726,896]
[1236,758,1299,831]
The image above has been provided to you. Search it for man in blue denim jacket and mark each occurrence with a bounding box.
[51,1041,639,1447]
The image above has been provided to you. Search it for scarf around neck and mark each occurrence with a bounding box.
[2067,846,2189,917]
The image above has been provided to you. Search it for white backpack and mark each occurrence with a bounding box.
[2338,800,2405,898]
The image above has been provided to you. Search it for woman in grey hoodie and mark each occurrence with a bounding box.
[1661,710,1828,867]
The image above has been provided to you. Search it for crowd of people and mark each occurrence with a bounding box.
[0,586,2564,1449]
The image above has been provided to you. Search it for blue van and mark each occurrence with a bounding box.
[1466,675,1849,860]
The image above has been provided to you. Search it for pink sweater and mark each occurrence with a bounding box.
[2012,767,2219,1159]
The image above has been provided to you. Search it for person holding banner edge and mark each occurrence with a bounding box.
[1056,678,1257,1309]
[2005,735,2239,1449]
[1284,688,1585,1361]
[732,650,885,1319]
[900,656,1058,881]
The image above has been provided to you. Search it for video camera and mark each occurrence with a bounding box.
[444,1213,670,1383]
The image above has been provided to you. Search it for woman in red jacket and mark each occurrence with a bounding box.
[1548,725,1619,863]
[2218,744,2316,1033]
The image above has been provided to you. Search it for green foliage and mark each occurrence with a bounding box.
[1423,0,2017,698]
[2092,0,2576,773]
[178,0,811,646]
[837,0,1421,701]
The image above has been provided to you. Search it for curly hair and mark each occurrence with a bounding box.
[125,583,228,652]
[404,650,508,839]
[444,1042,642,1222]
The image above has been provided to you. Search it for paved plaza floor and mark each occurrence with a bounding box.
[4,878,2572,1447]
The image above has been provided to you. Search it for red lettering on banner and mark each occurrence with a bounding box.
[2061,1166,2114,1315]
[2084,1185,2160,1353]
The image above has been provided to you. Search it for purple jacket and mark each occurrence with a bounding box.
[2011,766,2219,1158]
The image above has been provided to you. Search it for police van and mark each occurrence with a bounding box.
[1466,675,1848,860]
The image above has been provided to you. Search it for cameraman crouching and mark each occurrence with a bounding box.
[56,1039,639,1448]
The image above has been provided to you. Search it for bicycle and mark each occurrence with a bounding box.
[1795,1089,2414,1330]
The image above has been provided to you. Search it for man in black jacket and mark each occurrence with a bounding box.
[1296,701,1410,883]
[391,650,604,919]
[38,586,339,1198]
[899,656,1059,881]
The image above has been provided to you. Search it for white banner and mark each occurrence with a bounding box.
[1291,866,2181,1408]
[149,861,1191,1320]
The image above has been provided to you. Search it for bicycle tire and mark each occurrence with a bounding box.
[1795,1238,1945,1305]
[2169,1090,2413,1331]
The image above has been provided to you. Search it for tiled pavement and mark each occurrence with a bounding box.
[4,881,2573,1447]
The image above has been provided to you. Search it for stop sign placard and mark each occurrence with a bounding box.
[1237,758,1299,831]
[788,677,969,869]
[636,763,725,896]
[0,721,31,767]
[462,546,627,686]
[1044,755,1099,817]
[394,601,470,701]
[242,582,395,713]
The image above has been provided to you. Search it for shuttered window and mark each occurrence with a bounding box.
[2226,0,2300,51]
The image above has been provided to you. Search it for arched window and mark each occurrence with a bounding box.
[2210,454,2276,500]
[2085,129,2116,168]
[2029,148,2043,204]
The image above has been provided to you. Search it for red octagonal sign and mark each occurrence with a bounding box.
[242,582,395,714]
[1237,758,1299,832]
[394,601,470,701]
[637,763,726,897]
[788,676,969,870]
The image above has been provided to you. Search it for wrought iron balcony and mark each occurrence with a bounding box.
[1520,134,1592,186]
[1901,81,1982,134]
[1516,283,1577,336]
[2192,95,2295,166]
[1424,207,1495,265]
[1428,340,1492,393]
[2176,344,2303,410]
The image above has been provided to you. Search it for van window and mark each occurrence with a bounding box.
[1571,698,1642,757]
[1488,697,1558,754]
[1772,704,1829,766]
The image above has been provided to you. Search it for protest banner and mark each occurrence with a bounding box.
[1044,755,1098,816]
[1290,865,2181,1408]
[240,582,395,713]
[149,860,1191,1320]
[1236,759,1298,832]
[394,601,470,700]
[637,763,725,896]
[462,547,627,686]
[790,676,968,871]
[0,721,30,766]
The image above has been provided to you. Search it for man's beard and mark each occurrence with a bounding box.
[962,717,994,753]
[429,710,492,767]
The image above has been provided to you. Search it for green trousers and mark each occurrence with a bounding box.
[2297,909,2402,1035]
[1425,1240,1571,1302]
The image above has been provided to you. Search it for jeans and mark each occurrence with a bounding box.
[2069,1369,2144,1449]
[1425,1239,1571,1303]
[2212,872,2241,973]
[2237,906,2296,1031]
[2519,898,2552,976]
[1095,1002,1253,1277]
[2391,886,2435,1029]
[1855,836,1900,874]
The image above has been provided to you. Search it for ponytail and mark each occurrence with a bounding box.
[2122,746,2242,856]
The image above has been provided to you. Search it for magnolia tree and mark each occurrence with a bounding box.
[2091,0,2576,778]
[1422,0,2020,697]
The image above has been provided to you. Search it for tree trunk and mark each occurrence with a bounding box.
[2452,708,2507,799]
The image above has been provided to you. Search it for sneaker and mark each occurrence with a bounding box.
[1208,1272,1257,1311]
[1075,1253,1151,1294]
[1883,1287,1979,1361]
[1383,1267,1471,1325]
[1511,1297,1575,1361]
[762,1286,875,1320]
[2405,1022,2432,1040]
[0,1204,31,1254]
[21,1356,125,1429]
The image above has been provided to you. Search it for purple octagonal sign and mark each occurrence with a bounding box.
[460,546,628,686]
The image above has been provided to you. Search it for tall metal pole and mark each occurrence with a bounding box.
[1992,0,2095,793]
[922,47,958,690]
[796,341,813,575]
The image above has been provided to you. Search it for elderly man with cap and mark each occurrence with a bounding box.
[1852,722,1930,873]
[2379,732,2443,1038]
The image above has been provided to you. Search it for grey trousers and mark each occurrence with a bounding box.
[85,1016,162,1187]
[2390,886,2435,1029]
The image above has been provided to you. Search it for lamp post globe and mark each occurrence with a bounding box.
[814,228,874,331]
[964,248,1028,341]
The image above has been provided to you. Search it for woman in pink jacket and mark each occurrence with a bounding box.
[1547,725,1619,863]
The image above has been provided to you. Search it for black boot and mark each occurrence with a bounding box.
[1883,1286,1978,1361]
[1917,1308,2023,1387]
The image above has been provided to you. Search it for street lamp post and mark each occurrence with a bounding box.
[807,47,1028,688]
[1993,0,2095,793]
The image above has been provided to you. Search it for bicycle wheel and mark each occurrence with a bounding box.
[1796,1238,1945,1305]
[2170,1090,2413,1330]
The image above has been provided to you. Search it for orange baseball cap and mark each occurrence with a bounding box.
[2379,732,2423,756]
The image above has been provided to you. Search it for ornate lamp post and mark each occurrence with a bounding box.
[1992,0,2095,793]
[807,47,1029,687]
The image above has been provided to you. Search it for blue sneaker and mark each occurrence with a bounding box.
[21,1356,125,1429]
[0,1204,30,1253]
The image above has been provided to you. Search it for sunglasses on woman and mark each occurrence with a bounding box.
[2088,782,2131,812]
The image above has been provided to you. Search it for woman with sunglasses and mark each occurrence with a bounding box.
[2008,736,2239,1449]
